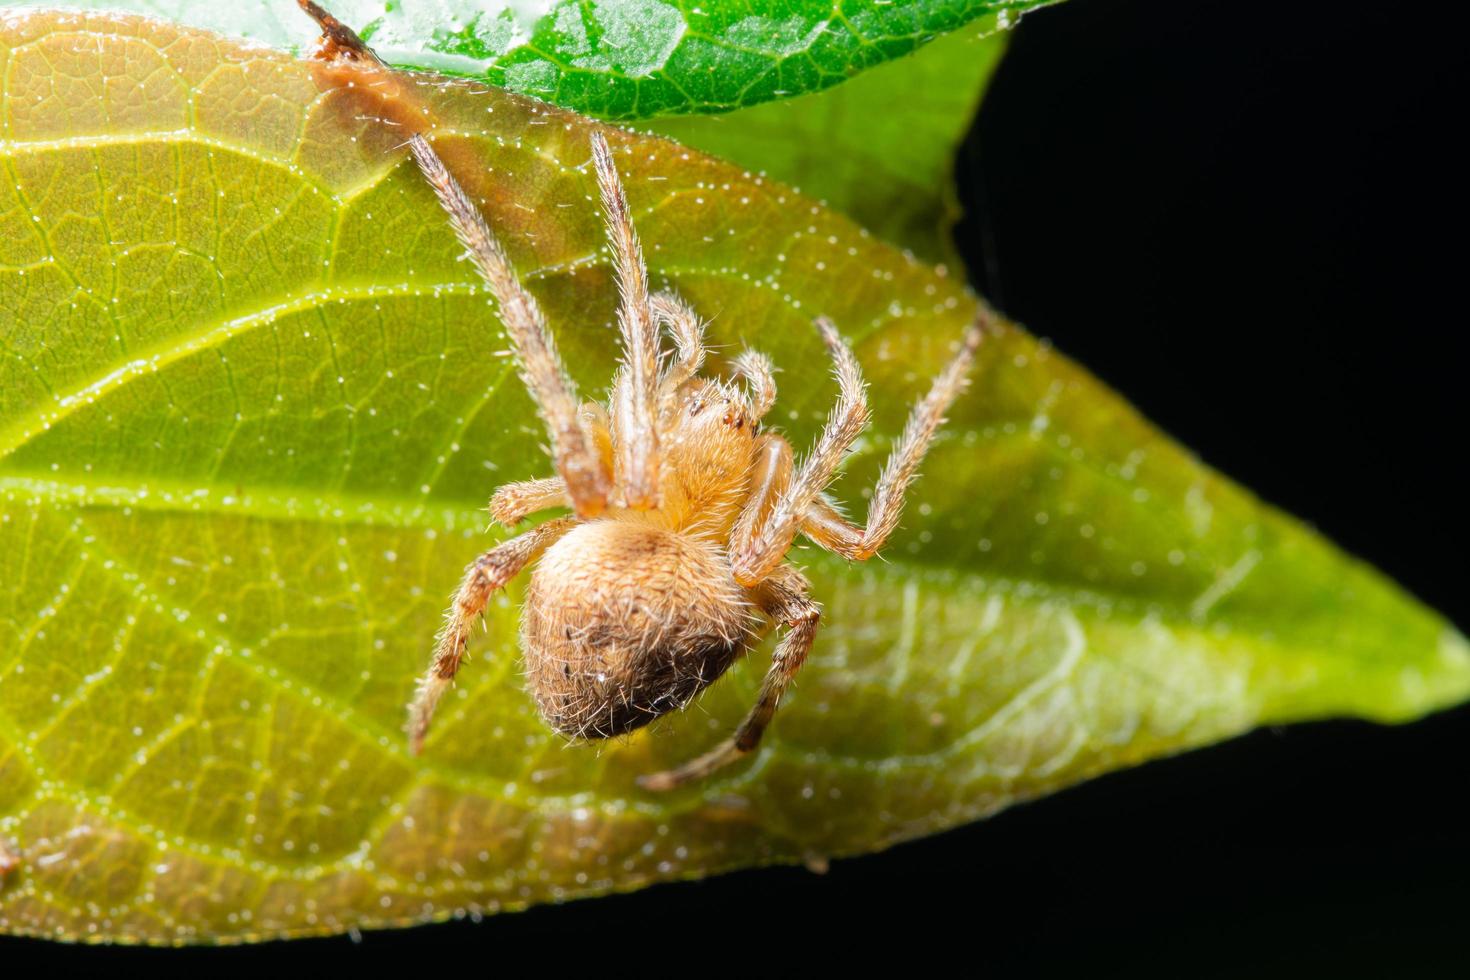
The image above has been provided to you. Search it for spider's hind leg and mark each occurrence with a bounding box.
[638,565,819,790]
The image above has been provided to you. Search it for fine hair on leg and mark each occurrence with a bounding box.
[731,317,870,585]
[407,134,610,518]
[729,433,794,559]
[651,291,706,396]
[591,132,661,509]
[638,565,820,790]
[731,349,778,420]
[799,317,986,559]
[488,476,568,527]
[410,517,578,753]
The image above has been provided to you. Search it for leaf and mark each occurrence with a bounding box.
[649,22,1009,262]
[54,0,1050,119]
[0,10,1465,944]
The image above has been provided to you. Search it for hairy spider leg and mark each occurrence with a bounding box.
[591,133,662,509]
[733,316,987,584]
[730,432,794,559]
[638,565,821,790]
[410,517,579,753]
[489,403,616,527]
[650,291,706,398]
[488,476,567,527]
[731,349,778,420]
[730,317,871,585]
[799,319,985,559]
[407,134,611,518]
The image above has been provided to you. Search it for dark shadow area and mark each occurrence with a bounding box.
[6,0,1464,972]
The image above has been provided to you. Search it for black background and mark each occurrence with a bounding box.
[6,0,1466,973]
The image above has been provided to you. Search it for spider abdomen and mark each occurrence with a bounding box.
[521,521,755,739]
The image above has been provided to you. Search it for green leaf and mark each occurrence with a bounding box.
[53,0,1049,119]
[1,11,1465,944]
[649,22,1009,262]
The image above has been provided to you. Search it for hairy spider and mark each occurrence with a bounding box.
[407,132,983,788]
[297,0,984,789]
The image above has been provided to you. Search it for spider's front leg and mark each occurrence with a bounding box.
[800,318,985,560]
[407,135,611,518]
[410,516,577,753]
[730,317,870,586]
[638,565,820,790]
[732,315,985,582]
[651,291,706,400]
[488,404,615,526]
[592,133,662,509]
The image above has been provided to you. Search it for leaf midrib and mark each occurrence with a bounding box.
[0,409,1260,625]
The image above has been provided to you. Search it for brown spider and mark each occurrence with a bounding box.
[406,133,983,789]
[297,0,984,789]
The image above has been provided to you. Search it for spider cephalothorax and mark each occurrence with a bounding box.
[299,1,984,789]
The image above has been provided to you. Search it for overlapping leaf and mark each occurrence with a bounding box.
[47,0,1052,118]
[0,11,1465,944]
[649,23,1009,262]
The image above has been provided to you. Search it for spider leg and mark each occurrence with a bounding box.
[591,132,661,509]
[488,476,567,527]
[651,291,706,397]
[300,5,609,514]
[638,565,819,790]
[730,317,871,586]
[799,320,984,559]
[407,134,610,518]
[488,402,614,526]
[729,432,794,558]
[411,516,578,753]
[731,349,778,421]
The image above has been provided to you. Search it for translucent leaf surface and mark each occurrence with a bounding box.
[0,10,1466,944]
[47,0,1052,119]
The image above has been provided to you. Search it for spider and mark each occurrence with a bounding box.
[297,0,984,789]
[406,133,983,789]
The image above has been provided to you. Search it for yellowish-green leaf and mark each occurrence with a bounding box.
[0,10,1465,944]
